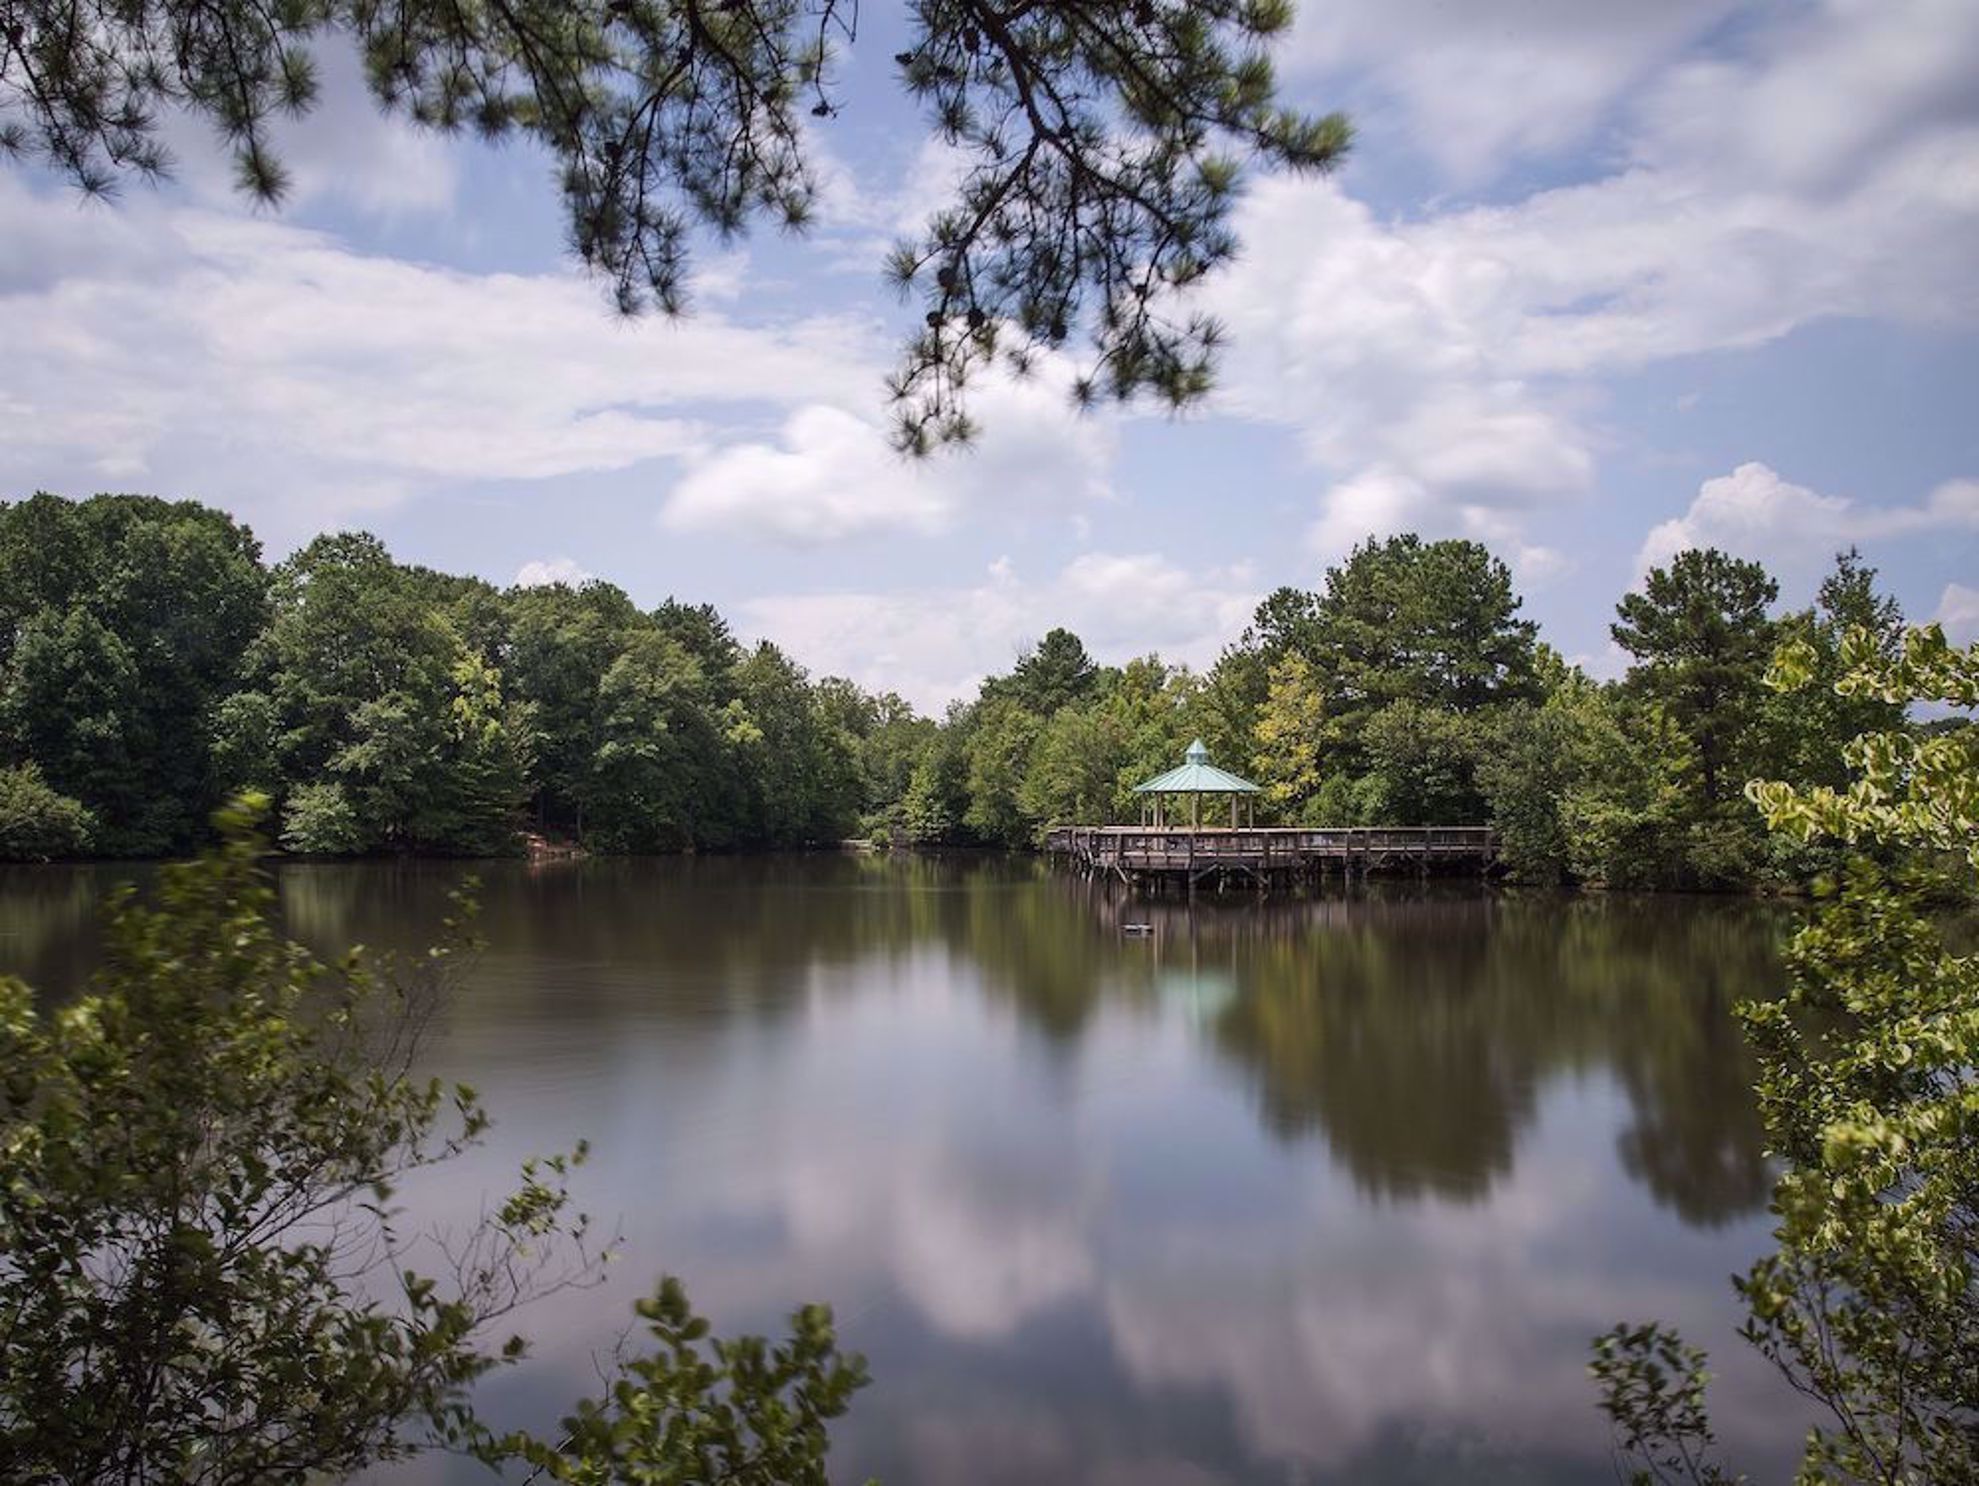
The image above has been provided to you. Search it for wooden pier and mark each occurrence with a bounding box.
[1044,825,1498,891]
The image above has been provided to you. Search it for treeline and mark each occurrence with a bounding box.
[0,494,919,859]
[895,535,1919,891]
[0,493,1941,890]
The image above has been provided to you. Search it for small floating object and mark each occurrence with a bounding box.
[1122,923,1155,937]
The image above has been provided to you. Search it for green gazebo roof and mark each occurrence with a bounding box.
[1133,739,1260,794]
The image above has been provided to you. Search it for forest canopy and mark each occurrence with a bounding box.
[0,491,1946,892]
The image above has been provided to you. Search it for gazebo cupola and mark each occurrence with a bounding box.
[1132,739,1260,829]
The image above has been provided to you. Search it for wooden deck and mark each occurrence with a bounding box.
[1044,825,1498,889]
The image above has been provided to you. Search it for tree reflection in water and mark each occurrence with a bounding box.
[972,874,1778,1223]
[0,853,1797,1484]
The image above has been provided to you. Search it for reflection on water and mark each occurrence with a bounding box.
[0,854,1810,1483]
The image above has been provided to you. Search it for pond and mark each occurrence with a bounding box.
[0,853,1813,1483]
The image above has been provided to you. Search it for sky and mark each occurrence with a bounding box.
[2,0,1976,712]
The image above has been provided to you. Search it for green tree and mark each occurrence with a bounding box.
[1250,651,1327,821]
[731,643,861,846]
[5,1,1345,446]
[1019,702,1124,827]
[505,579,649,836]
[1000,628,1099,718]
[0,494,269,853]
[1358,699,1482,826]
[0,761,95,861]
[1611,548,1779,808]
[0,803,867,1481]
[280,779,369,854]
[1104,655,1204,807]
[1594,623,1979,1484]
[584,630,728,851]
[1219,538,1540,786]
[961,695,1043,844]
[652,599,745,698]
[1476,689,1583,884]
[0,607,143,843]
[1312,536,1539,734]
[258,534,528,854]
[1755,549,1907,793]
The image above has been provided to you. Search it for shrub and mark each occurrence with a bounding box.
[0,762,95,860]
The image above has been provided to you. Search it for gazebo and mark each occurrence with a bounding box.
[1133,739,1261,829]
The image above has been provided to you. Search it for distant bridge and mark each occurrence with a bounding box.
[1043,825,1499,890]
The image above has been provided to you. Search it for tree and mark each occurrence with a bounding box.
[4,0,1347,445]
[1593,623,1979,1484]
[1756,549,1907,793]
[1315,536,1539,723]
[0,761,94,860]
[505,579,648,835]
[961,695,1043,844]
[732,643,860,846]
[1476,693,1581,883]
[584,629,728,851]
[814,679,936,834]
[1611,549,1778,808]
[1019,702,1124,827]
[1221,538,1540,783]
[1250,651,1326,820]
[0,802,867,1481]
[257,534,529,854]
[1002,627,1099,717]
[1358,699,1482,826]
[0,494,268,854]
[903,716,970,844]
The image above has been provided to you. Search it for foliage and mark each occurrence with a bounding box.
[583,630,722,853]
[902,722,970,844]
[1207,535,1540,827]
[1589,1324,1740,1486]
[886,0,1350,446]
[491,1276,869,1486]
[0,761,94,861]
[1593,623,1979,1484]
[1475,697,1581,883]
[1357,699,1482,826]
[992,627,1097,718]
[3,0,1343,447]
[1250,652,1326,820]
[1613,549,1778,808]
[0,801,866,1482]
[1019,703,1127,828]
[2,493,1946,891]
[733,642,861,847]
[281,778,369,855]
[961,695,1043,843]
[0,493,268,854]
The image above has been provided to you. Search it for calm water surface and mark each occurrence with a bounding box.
[0,854,1813,1483]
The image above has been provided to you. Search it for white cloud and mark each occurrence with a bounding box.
[1287,0,1743,183]
[0,176,884,545]
[661,358,1115,544]
[1637,463,1979,585]
[1938,583,1979,644]
[513,556,595,588]
[740,552,1259,710]
[1211,0,1979,579]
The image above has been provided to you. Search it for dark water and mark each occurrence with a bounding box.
[0,854,1813,1483]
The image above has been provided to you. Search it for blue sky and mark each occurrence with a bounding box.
[3,0,1975,710]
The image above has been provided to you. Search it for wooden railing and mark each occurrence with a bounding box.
[1044,825,1497,867]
